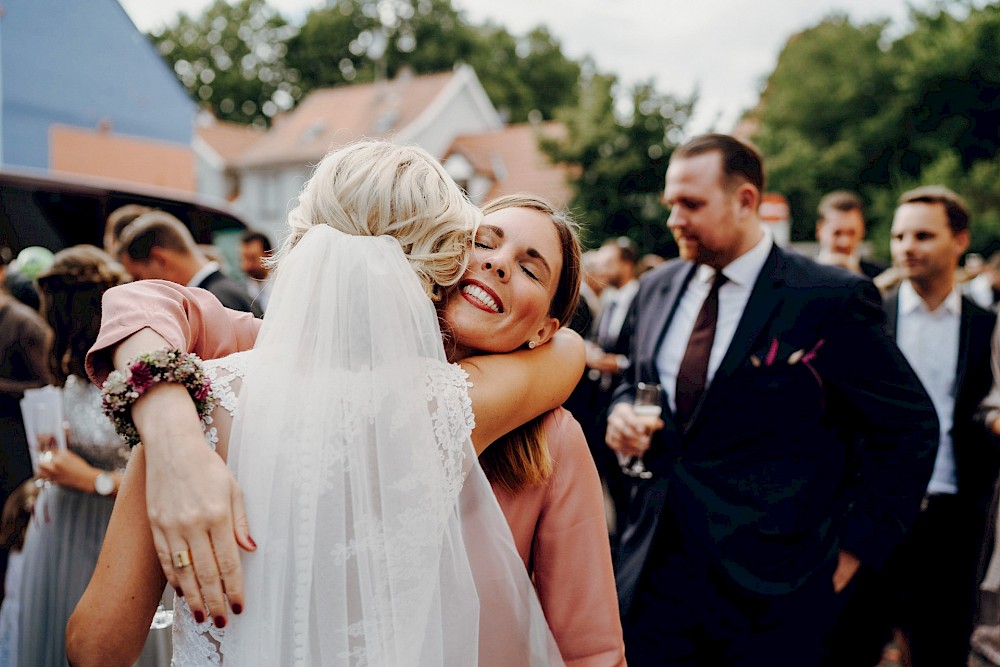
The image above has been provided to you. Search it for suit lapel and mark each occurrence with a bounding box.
[685,246,785,435]
[884,290,900,339]
[646,262,696,425]
[953,297,974,406]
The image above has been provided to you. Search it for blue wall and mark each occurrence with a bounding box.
[0,0,196,168]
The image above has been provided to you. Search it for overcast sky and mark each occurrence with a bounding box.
[118,0,958,133]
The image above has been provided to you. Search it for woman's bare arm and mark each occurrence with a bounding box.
[462,328,585,454]
[110,328,251,628]
[83,281,260,625]
[66,447,166,667]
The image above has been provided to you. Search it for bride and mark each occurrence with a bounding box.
[68,141,587,665]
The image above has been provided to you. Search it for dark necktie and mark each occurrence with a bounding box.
[675,270,727,429]
[597,300,619,350]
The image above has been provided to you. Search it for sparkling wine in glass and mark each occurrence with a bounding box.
[33,404,64,488]
[622,382,662,479]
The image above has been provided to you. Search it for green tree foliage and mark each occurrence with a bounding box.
[286,1,580,123]
[751,2,1000,255]
[542,66,694,254]
[148,0,299,126]
[285,0,480,91]
[151,0,580,126]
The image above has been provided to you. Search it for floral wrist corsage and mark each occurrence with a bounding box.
[101,349,217,448]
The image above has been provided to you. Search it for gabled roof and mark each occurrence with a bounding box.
[195,117,265,167]
[445,122,573,209]
[236,68,458,169]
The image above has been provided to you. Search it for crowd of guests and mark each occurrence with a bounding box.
[0,208,271,666]
[1,132,1000,665]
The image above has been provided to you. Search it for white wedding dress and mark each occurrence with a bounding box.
[169,225,561,666]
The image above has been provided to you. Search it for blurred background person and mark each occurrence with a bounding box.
[830,185,997,666]
[103,204,153,255]
[239,229,273,313]
[636,252,666,277]
[4,246,55,311]
[815,190,886,280]
[0,252,50,601]
[117,210,262,317]
[0,479,39,666]
[14,245,170,666]
[965,250,1000,312]
[583,236,640,540]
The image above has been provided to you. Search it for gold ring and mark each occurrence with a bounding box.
[172,549,193,569]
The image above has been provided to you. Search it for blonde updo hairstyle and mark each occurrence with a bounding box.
[36,245,131,385]
[270,140,479,302]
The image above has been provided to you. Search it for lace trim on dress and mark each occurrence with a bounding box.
[170,353,249,666]
[170,354,478,666]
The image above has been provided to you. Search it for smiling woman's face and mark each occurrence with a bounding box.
[443,206,562,360]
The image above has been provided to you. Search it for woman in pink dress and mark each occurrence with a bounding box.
[69,145,622,665]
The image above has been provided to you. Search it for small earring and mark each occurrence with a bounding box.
[528,341,537,349]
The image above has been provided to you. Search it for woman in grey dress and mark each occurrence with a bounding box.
[14,245,170,666]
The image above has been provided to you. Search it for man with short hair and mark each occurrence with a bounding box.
[117,211,262,317]
[239,230,273,313]
[103,204,152,255]
[606,134,938,665]
[815,190,886,279]
[875,186,995,665]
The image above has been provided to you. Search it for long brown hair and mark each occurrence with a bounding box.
[475,195,582,493]
[35,245,131,385]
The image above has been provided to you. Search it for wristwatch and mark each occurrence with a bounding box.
[94,471,115,496]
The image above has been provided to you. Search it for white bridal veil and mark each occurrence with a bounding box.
[218,225,562,666]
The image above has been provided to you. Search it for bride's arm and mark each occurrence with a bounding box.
[461,328,585,454]
[66,447,166,667]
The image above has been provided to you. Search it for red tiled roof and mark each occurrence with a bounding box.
[237,70,456,168]
[446,122,573,209]
[196,118,264,164]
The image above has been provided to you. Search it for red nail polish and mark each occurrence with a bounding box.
[248,535,257,549]
[215,616,227,628]
[175,586,183,598]
[194,610,205,624]
[232,603,243,615]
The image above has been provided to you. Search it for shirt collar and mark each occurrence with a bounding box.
[615,278,639,303]
[898,279,962,316]
[187,261,220,288]
[694,226,774,287]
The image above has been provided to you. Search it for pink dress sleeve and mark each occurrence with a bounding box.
[86,279,262,385]
[532,409,626,667]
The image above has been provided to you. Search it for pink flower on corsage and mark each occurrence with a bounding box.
[129,361,154,393]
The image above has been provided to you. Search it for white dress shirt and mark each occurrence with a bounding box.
[599,279,640,348]
[895,280,961,495]
[656,228,774,415]
[187,261,221,289]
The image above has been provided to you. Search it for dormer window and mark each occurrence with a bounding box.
[301,121,326,144]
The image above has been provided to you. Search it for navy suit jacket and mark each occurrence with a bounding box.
[613,245,939,607]
[197,270,263,318]
[883,289,998,523]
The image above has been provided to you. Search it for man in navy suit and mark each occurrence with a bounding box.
[117,211,262,317]
[829,186,998,666]
[605,134,939,665]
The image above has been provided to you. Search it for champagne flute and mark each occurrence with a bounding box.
[622,382,661,479]
[33,404,63,488]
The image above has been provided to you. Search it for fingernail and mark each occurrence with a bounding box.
[194,610,205,624]
[215,616,227,628]
[232,603,243,615]
[248,535,257,549]
[175,586,183,598]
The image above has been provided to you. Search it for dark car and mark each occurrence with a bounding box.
[0,167,251,269]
